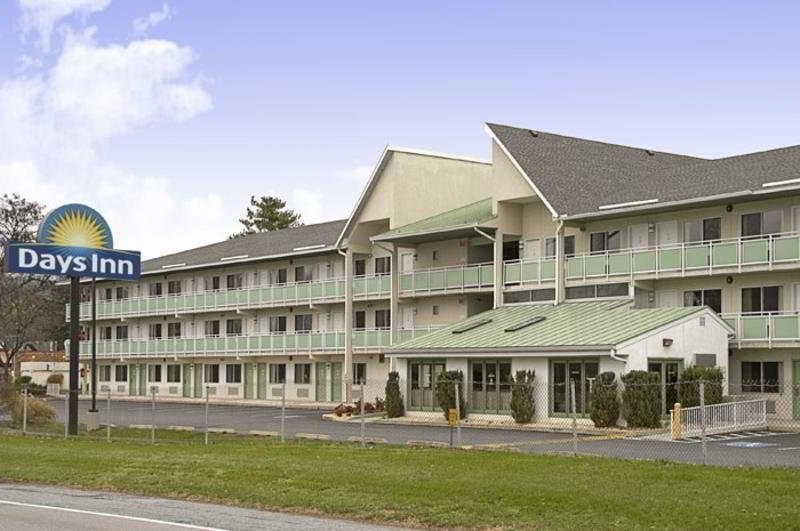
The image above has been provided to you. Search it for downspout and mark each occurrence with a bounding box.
[610,348,628,365]
[554,218,566,306]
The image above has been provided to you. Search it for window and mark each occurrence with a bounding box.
[432,305,440,316]
[295,265,312,282]
[168,280,182,295]
[352,362,367,384]
[269,316,287,333]
[590,230,621,253]
[226,364,242,383]
[104,287,112,300]
[374,257,391,274]
[149,282,162,297]
[148,364,162,383]
[100,326,112,340]
[565,283,629,300]
[683,289,722,314]
[684,217,721,243]
[204,276,220,291]
[273,268,287,285]
[148,323,162,339]
[204,364,220,383]
[742,211,782,239]
[98,366,111,382]
[116,286,129,300]
[294,363,311,384]
[226,273,243,290]
[741,286,780,314]
[354,310,366,329]
[204,320,220,337]
[226,319,242,336]
[432,250,439,261]
[115,365,128,382]
[545,235,576,258]
[742,361,781,393]
[294,314,313,333]
[354,259,366,276]
[166,364,181,383]
[269,363,286,384]
[375,309,390,329]
[167,322,182,338]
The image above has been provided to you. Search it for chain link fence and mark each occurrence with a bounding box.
[3,375,799,468]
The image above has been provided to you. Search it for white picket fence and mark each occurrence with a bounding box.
[674,399,768,438]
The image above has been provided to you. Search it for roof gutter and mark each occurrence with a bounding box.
[385,344,615,356]
[473,226,495,242]
[370,223,495,243]
[610,348,628,365]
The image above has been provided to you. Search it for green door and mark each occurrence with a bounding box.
[408,360,445,411]
[257,363,267,400]
[793,361,800,420]
[244,363,254,399]
[138,364,147,395]
[469,360,513,413]
[193,363,203,397]
[315,363,329,402]
[331,362,342,402]
[182,364,192,397]
[129,365,137,396]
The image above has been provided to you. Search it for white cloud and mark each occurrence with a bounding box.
[18,0,112,51]
[291,188,325,224]
[132,3,172,35]
[1,16,220,258]
[334,165,372,183]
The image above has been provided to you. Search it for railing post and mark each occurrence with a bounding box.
[150,385,156,444]
[670,402,682,440]
[280,378,286,442]
[204,385,210,445]
[64,393,69,439]
[700,381,707,465]
[360,383,366,448]
[22,387,28,435]
[570,379,578,456]
[454,380,462,447]
[106,390,111,443]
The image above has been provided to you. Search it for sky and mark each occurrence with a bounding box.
[2,1,800,259]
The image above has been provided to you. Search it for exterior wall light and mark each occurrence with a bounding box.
[662,338,673,347]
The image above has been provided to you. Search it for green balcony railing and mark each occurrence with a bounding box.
[722,312,800,345]
[352,273,391,299]
[503,258,557,285]
[400,262,494,294]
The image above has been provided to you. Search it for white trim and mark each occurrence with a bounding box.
[386,145,490,165]
[484,124,559,218]
[161,263,186,269]
[762,177,800,188]
[292,243,326,251]
[598,198,659,210]
[220,254,249,261]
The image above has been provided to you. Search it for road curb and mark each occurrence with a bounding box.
[406,440,449,448]
[248,430,280,437]
[295,433,331,440]
[347,436,388,444]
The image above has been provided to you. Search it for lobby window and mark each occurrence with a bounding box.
[741,286,780,314]
[226,273,243,290]
[683,289,722,314]
[545,235,575,258]
[742,361,781,393]
[375,309,391,329]
[148,323,162,339]
[204,364,220,384]
[269,363,286,384]
[114,365,128,382]
[590,230,621,253]
[226,319,243,336]
[149,282,162,297]
[294,314,313,333]
[226,364,242,384]
[354,259,366,276]
[167,322,182,338]
[269,316,287,333]
[374,257,391,274]
[294,363,311,384]
[166,364,181,383]
[168,280,182,295]
[204,320,220,337]
[352,362,367,385]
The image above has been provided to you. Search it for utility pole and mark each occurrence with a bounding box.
[68,277,80,435]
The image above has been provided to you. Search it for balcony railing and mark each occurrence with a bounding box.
[395,326,444,343]
[352,273,391,299]
[400,262,494,294]
[722,312,800,345]
[77,328,399,358]
[67,278,348,321]
[504,232,800,285]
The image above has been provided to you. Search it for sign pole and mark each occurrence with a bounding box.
[90,276,97,413]
[68,277,80,435]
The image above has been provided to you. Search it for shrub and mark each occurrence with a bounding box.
[374,397,385,412]
[510,370,535,424]
[385,371,405,418]
[46,373,64,385]
[621,371,662,428]
[435,370,467,421]
[11,394,56,427]
[14,375,32,387]
[590,372,620,427]
[333,403,355,417]
[679,366,724,408]
[353,399,376,414]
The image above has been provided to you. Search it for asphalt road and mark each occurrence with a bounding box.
[0,483,403,530]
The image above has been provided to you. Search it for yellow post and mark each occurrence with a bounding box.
[671,402,682,440]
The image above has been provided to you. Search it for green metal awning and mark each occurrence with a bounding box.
[387,300,722,354]
[371,198,496,243]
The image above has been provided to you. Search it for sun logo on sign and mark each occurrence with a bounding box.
[37,204,114,250]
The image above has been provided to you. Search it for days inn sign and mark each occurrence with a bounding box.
[5,203,141,280]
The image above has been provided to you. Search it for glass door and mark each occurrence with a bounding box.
[469,360,512,413]
[408,360,445,411]
[648,360,681,415]
[550,360,599,415]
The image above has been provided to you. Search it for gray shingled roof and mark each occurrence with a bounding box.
[141,219,346,274]
[487,123,800,218]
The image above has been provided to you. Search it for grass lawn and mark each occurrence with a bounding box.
[0,433,799,529]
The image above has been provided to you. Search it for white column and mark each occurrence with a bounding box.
[493,229,504,308]
[390,243,399,344]
[554,222,566,305]
[343,248,354,402]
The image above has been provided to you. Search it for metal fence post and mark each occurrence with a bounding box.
[204,385,210,446]
[280,379,286,442]
[22,388,28,435]
[360,383,366,448]
[570,379,578,456]
[454,380,462,447]
[150,386,156,444]
[64,394,68,439]
[700,380,707,465]
[106,390,111,443]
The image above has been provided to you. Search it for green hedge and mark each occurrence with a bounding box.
[384,371,405,418]
[510,370,535,424]
[679,366,724,408]
[435,370,467,421]
[621,371,662,428]
[590,372,620,428]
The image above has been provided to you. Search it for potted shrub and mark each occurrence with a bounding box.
[385,371,405,418]
[435,370,467,421]
[621,371,662,428]
[510,370,535,424]
[590,372,620,427]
